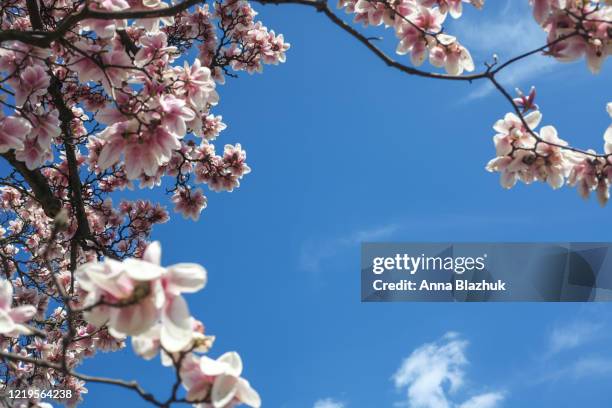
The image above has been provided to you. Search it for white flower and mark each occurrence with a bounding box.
[181,352,261,408]
[0,280,36,337]
[76,241,206,352]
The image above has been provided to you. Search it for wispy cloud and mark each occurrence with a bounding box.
[299,223,399,272]
[540,357,612,383]
[568,357,612,379]
[457,393,505,408]
[298,212,536,273]
[313,398,346,408]
[392,332,505,408]
[548,321,603,355]
[453,2,565,100]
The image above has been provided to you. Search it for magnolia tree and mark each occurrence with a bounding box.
[0,0,609,406]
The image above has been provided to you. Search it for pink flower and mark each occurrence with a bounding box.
[421,0,482,19]
[534,125,570,189]
[353,0,387,26]
[11,65,50,106]
[134,32,177,67]
[14,136,53,170]
[133,0,175,32]
[172,188,207,221]
[174,59,219,108]
[568,153,602,201]
[428,35,474,75]
[491,111,541,156]
[0,115,32,153]
[604,102,612,148]
[84,0,129,37]
[0,280,37,337]
[159,95,196,137]
[486,150,535,189]
[76,242,206,351]
[180,352,261,408]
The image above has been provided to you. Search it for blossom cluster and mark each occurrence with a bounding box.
[486,89,612,206]
[338,0,484,75]
[0,0,285,405]
[75,241,260,407]
[531,0,611,73]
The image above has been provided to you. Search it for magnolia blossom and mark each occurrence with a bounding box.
[533,0,611,73]
[172,188,208,221]
[428,34,474,75]
[174,59,220,109]
[421,0,485,18]
[604,102,612,150]
[0,115,31,153]
[488,99,612,205]
[491,111,541,156]
[10,65,50,106]
[180,352,261,408]
[533,125,570,189]
[0,280,36,337]
[76,242,206,352]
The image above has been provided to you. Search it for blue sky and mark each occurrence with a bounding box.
[73,1,612,407]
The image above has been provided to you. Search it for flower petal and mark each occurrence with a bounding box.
[8,305,36,323]
[166,263,207,295]
[160,295,193,352]
[143,241,162,265]
[218,351,243,377]
[200,356,230,376]
[212,374,238,408]
[123,259,165,281]
[0,280,13,310]
[236,378,261,408]
[0,308,16,334]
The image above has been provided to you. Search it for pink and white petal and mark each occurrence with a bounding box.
[539,125,557,142]
[0,308,16,334]
[236,378,261,408]
[84,303,112,328]
[605,125,612,145]
[160,349,175,367]
[123,259,165,281]
[200,356,230,376]
[524,111,542,130]
[186,380,211,402]
[97,139,125,170]
[586,47,604,74]
[160,295,193,352]
[166,263,207,295]
[461,49,474,72]
[0,280,13,310]
[218,352,243,377]
[143,241,162,265]
[111,298,158,335]
[8,305,36,323]
[211,374,239,408]
[132,325,161,360]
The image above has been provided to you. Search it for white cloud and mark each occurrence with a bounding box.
[458,393,505,408]
[540,357,612,383]
[569,357,612,378]
[452,1,570,100]
[313,398,345,408]
[299,223,399,272]
[548,321,603,354]
[392,333,505,408]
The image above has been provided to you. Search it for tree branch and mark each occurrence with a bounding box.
[0,152,62,218]
[0,0,203,47]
